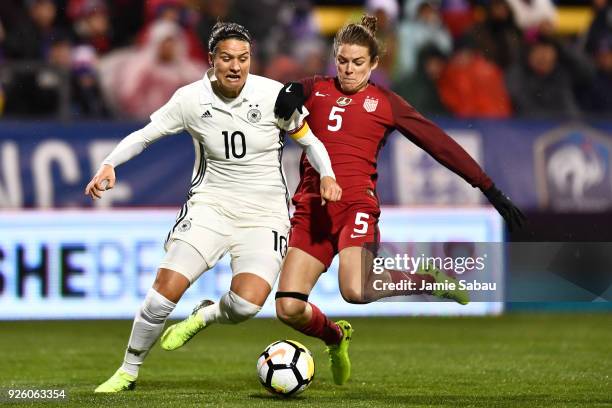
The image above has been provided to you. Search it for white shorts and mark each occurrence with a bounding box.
[160,203,289,287]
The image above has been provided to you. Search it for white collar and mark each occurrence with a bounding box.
[199,68,253,107]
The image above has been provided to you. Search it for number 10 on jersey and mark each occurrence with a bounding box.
[272,230,287,257]
[223,131,246,159]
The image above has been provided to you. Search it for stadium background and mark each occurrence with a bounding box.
[0,0,611,406]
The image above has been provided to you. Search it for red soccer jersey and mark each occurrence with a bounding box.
[294,76,493,202]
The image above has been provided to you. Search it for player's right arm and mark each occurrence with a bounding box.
[85,88,187,200]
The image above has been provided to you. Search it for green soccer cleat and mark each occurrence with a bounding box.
[160,299,213,351]
[94,369,136,393]
[416,264,470,305]
[326,320,354,385]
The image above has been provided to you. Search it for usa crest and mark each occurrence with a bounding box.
[247,104,262,123]
[336,97,352,107]
[363,97,378,112]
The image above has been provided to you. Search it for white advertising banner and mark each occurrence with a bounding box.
[0,208,503,319]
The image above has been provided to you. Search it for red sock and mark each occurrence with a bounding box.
[297,303,342,345]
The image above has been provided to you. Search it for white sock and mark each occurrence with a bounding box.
[198,290,261,325]
[199,302,221,325]
[121,288,176,377]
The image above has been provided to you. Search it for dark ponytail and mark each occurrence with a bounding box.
[208,21,252,54]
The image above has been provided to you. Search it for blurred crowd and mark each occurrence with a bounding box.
[0,0,611,120]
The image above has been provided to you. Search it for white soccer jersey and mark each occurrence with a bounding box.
[149,70,306,225]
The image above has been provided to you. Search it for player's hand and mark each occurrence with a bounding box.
[320,176,342,205]
[274,82,305,121]
[85,164,115,200]
[483,184,526,231]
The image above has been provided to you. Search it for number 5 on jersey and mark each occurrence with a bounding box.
[328,107,345,132]
[351,212,369,238]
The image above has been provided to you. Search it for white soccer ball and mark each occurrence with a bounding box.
[257,340,315,396]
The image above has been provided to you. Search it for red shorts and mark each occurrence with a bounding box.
[289,191,381,269]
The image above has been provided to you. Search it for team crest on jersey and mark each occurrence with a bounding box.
[177,219,191,232]
[363,97,378,113]
[336,97,352,107]
[247,104,262,123]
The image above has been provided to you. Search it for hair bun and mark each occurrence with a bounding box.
[360,14,378,35]
[333,13,381,59]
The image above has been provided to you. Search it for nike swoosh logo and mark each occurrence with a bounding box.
[285,84,292,93]
[261,348,287,366]
[350,234,366,239]
[315,91,327,97]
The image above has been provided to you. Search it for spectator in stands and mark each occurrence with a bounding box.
[469,0,522,69]
[440,0,476,38]
[395,0,452,78]
[585,0,612,57]
[195,0,231,54]
[438,35,511,118]
[229,0,298,61]
[71,45,110,117]
[394,45,448,115]
[0,0,28,42]
[277,0,320,45]
[0,19,5,62]
[366,0,399,88]
[3,0,65,60]
[109,20,204,119]
[106,0,145,48]
[139,0,206,63]
[254,0,321,65]
[292,38,327,78]
[4,35,72,116]
[0,85,4,116]
[504,0,556,32]
[67,0,113,55]
[506,37,580,117]
[48,32,73,69]
[578,35,612,113]
[539,30,596,105]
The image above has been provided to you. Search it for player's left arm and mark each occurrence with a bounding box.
[385,90,525,231]
[278,110,342,204]
[273,77,317,121]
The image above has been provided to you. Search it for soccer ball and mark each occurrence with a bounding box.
[257,340,315,396]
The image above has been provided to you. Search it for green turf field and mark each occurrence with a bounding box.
[0,314,611,407]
